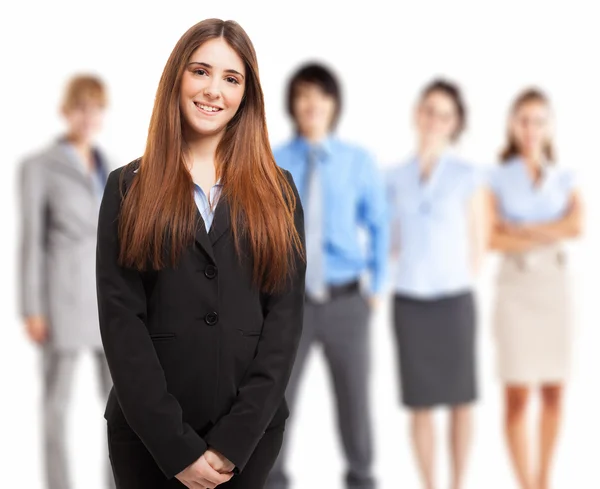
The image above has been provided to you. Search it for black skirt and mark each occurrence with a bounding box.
[393,291,477,408]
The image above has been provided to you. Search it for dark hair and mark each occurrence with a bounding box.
[286,62,342,131]
[419,78,467,141]
[119,19,302,294]
[500,88,555,163]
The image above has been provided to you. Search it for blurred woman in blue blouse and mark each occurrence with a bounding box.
[387,80,487,489]
[488,89,583,489]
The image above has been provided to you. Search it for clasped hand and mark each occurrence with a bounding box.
[176,448,235,488]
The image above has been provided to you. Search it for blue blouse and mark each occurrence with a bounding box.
[387,154,482,299]
[194,181,222,232]
[488,157,576,224]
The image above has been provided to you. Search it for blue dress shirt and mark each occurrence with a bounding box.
[387,154,482,299]
[193,181,222,232]
[274,136,389,295]
[488,157,576,224]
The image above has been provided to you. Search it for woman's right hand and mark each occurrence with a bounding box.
[25,315,48,344]
[175,454,233,488]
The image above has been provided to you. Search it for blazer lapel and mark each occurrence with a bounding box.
[194,207,216,263]
[52,141,93,184]
[208,195,231,246]
[128,162,218,264]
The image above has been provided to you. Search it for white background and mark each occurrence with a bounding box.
[1,1,598,487]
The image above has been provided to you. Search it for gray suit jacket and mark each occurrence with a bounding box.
[19,140,111,350]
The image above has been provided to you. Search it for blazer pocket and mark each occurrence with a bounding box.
[149,332,176,342]
[237,329,261,337]
[236,329,261,359]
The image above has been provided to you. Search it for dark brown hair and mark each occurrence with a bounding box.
[287,62,342,131]
[420,78,467,141]
[500,88,555,163]
[118,19,303,293]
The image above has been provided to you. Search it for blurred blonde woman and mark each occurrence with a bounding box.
[488,89,583,489]
[18,75,115,489]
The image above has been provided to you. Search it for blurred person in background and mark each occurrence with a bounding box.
[386,79,486,489]
[265,63,388,489]
[488,89,583,489]
[97,19,306,489]
[18,74,115,489]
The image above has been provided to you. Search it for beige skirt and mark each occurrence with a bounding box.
[494,244,572,384]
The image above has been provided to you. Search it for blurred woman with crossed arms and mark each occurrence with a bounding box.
[488,89,583,489]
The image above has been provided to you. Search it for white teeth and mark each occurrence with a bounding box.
[196,103,220,112]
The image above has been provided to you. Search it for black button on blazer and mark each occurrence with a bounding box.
[96,161,306,479]
[204,264,217,279]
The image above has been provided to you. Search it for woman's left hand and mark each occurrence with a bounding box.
[204,448,235,474]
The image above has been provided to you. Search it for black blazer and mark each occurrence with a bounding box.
[96,161,306,479]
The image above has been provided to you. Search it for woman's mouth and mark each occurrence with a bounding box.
[194,102,223,115]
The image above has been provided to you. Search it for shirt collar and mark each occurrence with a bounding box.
[293,134,335,161]
[57,135,104,175]
[193,179,222,191]
[410,151,451,179]
[511,156,554,187]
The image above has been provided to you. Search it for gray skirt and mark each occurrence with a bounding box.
[393,292,477,408]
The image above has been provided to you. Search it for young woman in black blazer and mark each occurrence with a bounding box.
[96,19,306,489]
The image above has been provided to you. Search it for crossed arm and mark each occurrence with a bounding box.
[486,189,583,253]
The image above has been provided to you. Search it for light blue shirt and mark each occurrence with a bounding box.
[488,157,576,224]
[274,136,389,294]
[387,154,481,299]
[193,181,222,232]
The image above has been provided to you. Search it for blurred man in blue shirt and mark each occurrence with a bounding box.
[265,63,388,489]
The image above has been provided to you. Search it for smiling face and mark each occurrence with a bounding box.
[415,90,460,150]
[510,100,552,158]
[179,37,246,139]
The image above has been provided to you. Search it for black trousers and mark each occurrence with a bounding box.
[108,423,285,489]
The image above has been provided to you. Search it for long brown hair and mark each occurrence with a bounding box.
[118,19,303,293]
[500,88,555,163]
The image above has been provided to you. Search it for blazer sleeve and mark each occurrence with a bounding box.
[96,168,207,479]
[18,157,47,318]
[204,169,306,472]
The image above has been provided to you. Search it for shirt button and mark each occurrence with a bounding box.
[204,265,217,279]
[205,312,219,326]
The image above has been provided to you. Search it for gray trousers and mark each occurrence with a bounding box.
[42,348,116,489]
[266,291,376,489]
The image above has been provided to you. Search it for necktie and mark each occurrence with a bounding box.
[304,146,329,303]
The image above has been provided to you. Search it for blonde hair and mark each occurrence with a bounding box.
[62,74,107,110]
